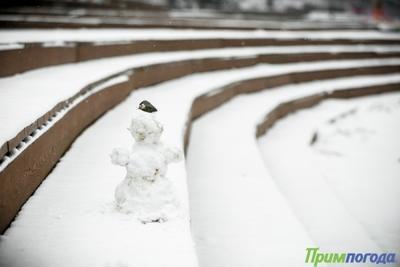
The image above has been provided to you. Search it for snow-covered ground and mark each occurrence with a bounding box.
[1,46,400,159]
[1,25,400,265]
[258,93,400,253]
[0,73,205,267]
[186,76,400,266]
[6,43,397,148]
[1,29,400,44]
[1,46,399,265]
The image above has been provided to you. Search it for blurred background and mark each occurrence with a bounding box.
[0,0,399,30]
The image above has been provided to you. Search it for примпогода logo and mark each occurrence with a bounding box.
[305,247,397,266]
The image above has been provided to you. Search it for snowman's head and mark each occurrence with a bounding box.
[126,151,166,181]
[129,111,163,144]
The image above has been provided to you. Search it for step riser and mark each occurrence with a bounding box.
[4,52,399,161]
[1,39,399,77]
[1,62,399,234]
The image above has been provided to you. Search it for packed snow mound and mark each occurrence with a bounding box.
[125,149,167,182]
[111,108,182,223]
[128,110,164,144]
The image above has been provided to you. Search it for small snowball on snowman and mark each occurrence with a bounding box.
[110,100,182,223]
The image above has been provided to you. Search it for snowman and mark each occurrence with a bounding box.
[110,100,182,223]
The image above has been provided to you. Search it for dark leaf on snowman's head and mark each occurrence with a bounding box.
[138,100,158,113]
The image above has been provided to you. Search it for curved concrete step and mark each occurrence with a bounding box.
[2,47,400,161]
[1,70,398,266]
[257,90,400,253]
[1,55,400,234]
[186,79,399,266]
[0,14,382,31]
[2,34,400,77]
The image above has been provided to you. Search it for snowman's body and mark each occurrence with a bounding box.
[111,110,181,222]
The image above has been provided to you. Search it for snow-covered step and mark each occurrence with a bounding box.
[0,13,379,31]
[3,41,400,79]
[1,57,399,222]
[2,48,400,236]
[1,29,400,43]
[258,93,400,253]
[0,90,200,267]
[186,75,400,266]
[2,45,400,162]
[2,52,400,156]
[2,32,399,77]
[1,53,399,265]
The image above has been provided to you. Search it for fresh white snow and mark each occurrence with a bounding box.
[0,82,199,267]
[0,33,400,266]
[0,43,24,51]
[0,74,130,173]
[1,46,400,155]
[0,14,374,31]
[258,93,400,253]
[1,28,400,44]
[186,75,400,266]
[1,51,399,265]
